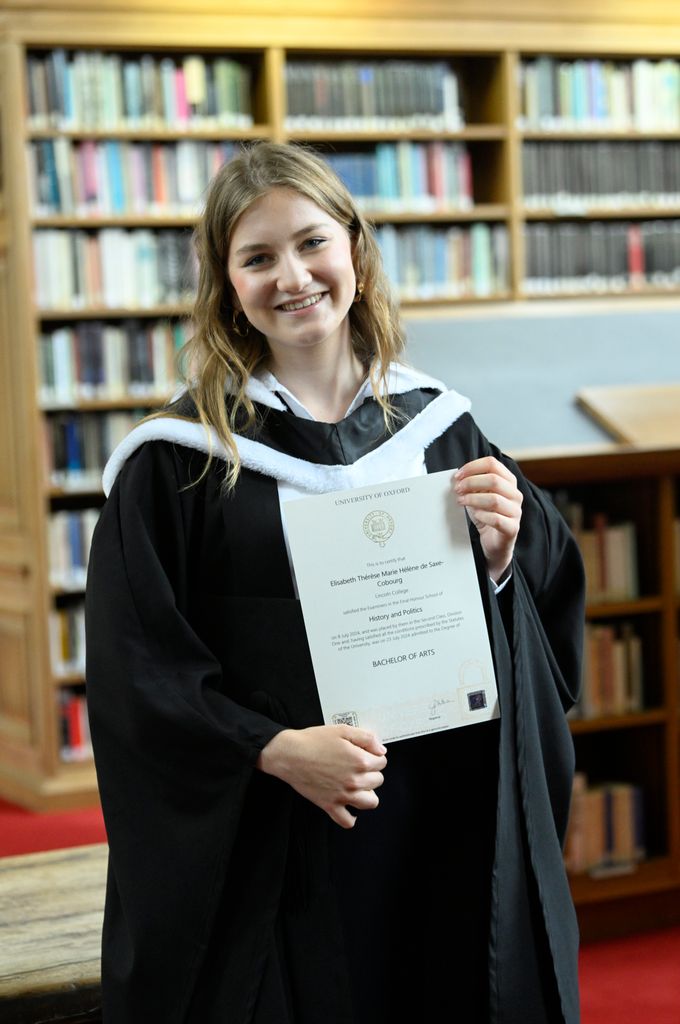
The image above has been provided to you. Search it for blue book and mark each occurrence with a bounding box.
[68,513,84,571]
[572,61,589,124]
[50,49,68,123]
[123,59,143,123]
[376,143,399,203]
[362,152,377,205]
[105,142,126,214]
[433,230,447,292]
[64,417,83,472]
[41,140,61,210]
[588,61,608,122]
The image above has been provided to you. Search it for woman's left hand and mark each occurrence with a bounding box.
[452,456,523,583]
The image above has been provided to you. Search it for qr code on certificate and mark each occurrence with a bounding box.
[332,712,359,727]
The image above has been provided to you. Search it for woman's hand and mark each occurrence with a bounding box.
[453,456,523,583]
[256,725,387,829]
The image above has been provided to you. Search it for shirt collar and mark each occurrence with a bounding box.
[252,363,447,421]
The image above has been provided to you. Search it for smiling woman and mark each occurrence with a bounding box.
[227,188,359,418]
[85,141,585,1024]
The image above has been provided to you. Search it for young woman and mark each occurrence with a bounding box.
[86,142,585,1024]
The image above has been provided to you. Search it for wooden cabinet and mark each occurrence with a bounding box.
[519,447,680,938]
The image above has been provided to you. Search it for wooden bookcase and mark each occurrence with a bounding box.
[3,1,680,938]
[519,446,680,939]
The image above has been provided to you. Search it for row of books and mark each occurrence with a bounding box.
[523,141,680,211]
[50,602,85,677]
[30,138,237,217]
[58,688,92,763]
[48,509,100,590]
[524,221,680,295]
[33,229,197,310]
[325,142,473,212]
[375,223,509,300]
[519,56,680,131]
[38,321,188,406]
[26,49,253,130]
[552,496,639,603]
[576,622,643,720]
[29,138,475,218]
[284,60,463,131]
[44,411,142,490]
[564,773,645,876]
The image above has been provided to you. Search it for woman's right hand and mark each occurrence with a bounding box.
[256,725,387,828]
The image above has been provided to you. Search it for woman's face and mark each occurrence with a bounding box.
[227,187,357,365]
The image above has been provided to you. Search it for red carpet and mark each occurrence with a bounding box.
[0,796,107,856]
[580,926,680,1023]
[1,796,679,1021]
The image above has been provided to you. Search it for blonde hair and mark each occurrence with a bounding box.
[166,141,406,489]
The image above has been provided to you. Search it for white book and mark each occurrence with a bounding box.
[52,327,76,403]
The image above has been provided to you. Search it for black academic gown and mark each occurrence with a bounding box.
[86,387,585,1024]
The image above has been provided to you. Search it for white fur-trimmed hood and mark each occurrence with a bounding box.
[102,365,470,497]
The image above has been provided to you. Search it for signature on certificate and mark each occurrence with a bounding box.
[428,697,455,719]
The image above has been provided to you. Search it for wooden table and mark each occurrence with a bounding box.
[0,844,106,1023]
[577,383,680,446]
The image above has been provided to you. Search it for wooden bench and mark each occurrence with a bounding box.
[0,844,106,1024]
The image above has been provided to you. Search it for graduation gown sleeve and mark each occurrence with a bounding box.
[85,440,287,1023]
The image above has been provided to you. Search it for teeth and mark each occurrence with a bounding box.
[280,293,323,312]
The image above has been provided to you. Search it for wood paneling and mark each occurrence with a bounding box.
[5,0,680,27]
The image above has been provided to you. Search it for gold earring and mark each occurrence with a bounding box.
[353,281,365,303]
[232,309,250,338]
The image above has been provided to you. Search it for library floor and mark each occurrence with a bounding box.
[1,798,679,1022]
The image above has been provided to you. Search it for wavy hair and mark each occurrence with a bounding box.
[162,141,406,489]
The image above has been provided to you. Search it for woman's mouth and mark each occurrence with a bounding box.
[278,293,325,312]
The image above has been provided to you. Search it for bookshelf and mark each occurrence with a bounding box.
[518,446,680,939]
[2,0,680,936]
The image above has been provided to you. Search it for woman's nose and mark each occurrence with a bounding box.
[276,254,312,294]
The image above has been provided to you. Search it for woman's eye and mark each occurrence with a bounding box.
[302,237,325,250]
[244,254,269,267]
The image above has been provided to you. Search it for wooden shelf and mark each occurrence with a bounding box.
[586,596,664,618]
[34,214,199,228]
[53,672,86,687]
[286,125,508,142]
[522,285,680,301]
[521,129,680,141]
[50,584,87,596]
[41,395,171,412]
[47,485,105,499]
[570,709,667,734]
[524,207,680,220]
[570,857,679,906]
[367,205,509,223]
[37,305,192,320]
[399,291,512,307]
[34,207,511,228]
[27,125,271,141]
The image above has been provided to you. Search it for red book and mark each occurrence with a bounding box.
[174,67,189,123]
[627,223,644,285]
[459,147,473,206]
[67,692,83,749]
[152,144,166,206]
[428,141,445,203]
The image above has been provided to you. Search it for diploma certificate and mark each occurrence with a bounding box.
[283,470,499,743]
